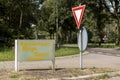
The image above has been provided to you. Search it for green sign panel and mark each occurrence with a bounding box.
[16,40,55,61]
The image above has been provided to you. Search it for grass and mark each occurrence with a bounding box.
[88,43,116,48]
[0,47,79,61]
[9,73,19,78]
[0,48,14,61]
[87,74,110,80]
[55,48,79,57]
[0,43,119,61]
[62,43,120,48]
[3,68,119,80]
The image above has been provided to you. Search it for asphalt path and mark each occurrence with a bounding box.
[0,48,120,70]
[0,48,120,80]
[87,48,120,57]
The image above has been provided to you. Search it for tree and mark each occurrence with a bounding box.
[0,0,39,47]
[82,0,109,46]
[103,0,120,45]
[39,0,56,39]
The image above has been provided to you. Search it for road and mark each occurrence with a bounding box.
[0,48,120,69]
[0,48,120,80]
[86,48,120,80]
[87,48,120,57]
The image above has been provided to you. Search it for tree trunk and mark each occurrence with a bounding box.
[50,32,52,39]
[98,36,102,47]
[69,30,72,43]
[52,32,54,39]
[115,17,120,46]
[18,10,23,39]
[35,26,38,39]
[114,0,120,45]
[97,1,103,47]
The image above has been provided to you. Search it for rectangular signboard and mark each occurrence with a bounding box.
[15,40,55,72]
[16,40,55,61]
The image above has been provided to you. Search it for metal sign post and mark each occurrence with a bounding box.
[15,40,19,72]
[72,5,86,69]
[78,27,88,69]
[80,28,83,69]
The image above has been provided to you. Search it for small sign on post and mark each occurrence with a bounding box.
[15,40,55,72]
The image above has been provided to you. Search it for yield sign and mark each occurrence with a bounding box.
[72,5,86,29]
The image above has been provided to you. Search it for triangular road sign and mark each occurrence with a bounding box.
[72,5,86,29]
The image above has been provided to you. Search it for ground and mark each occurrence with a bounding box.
[0,68,119,80]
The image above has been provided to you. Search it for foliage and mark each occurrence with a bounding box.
[108,31,116,43]
[39,0,56,39]
[83,0,111,46]
[0,0,42,46]
[103,0,120,45]
[0,0,120,47]
[39,0,79,42]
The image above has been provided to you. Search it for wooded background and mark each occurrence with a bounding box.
[0,0,120,47]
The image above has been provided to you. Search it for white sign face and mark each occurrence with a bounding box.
[75,9,82,23]
[78,27,88,51]
[72,5,86,29]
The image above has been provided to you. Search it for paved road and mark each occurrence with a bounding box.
[87,48,120,57]
[0,48,120,79]
[87,48,120,80]
[0,48,120,70]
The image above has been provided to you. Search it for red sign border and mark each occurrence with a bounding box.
[72,5,86,29]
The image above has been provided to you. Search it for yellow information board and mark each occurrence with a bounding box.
[16,40,55,61]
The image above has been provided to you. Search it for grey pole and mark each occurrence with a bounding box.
[80,27,83,69]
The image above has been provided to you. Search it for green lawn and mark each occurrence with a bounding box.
[55,48,79,57]
[62,43,120,48]
[0,43,119,61]
[0,47,80,61]
[0,48,14,61]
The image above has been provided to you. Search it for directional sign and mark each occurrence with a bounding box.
[72,5,86,29]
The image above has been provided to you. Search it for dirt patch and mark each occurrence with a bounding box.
[0,68,120,80]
